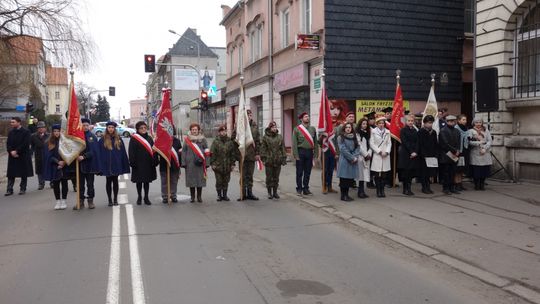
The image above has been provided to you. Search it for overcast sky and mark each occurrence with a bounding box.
[79,0,237,120]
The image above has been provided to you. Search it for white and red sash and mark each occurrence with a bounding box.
[297,124,315,148]
[132,134,153,157]
[185,136,207,178]
[170,147,180,168]
[256,159,264,171]
[324,132,337,156]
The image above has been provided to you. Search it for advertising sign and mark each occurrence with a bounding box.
[174,69,216,91]
[296,34,320,50]
[356,100,410,118]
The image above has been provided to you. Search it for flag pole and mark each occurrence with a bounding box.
[392,70,400,188]
[167,163,171,206]
[76,159,81,210]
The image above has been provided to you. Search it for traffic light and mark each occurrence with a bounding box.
[200,90,208,111]
[25,102,34,113]
[109,86,116,96]
[144,54,156,73]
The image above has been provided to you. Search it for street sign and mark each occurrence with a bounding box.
[296,34,320,50]
[15,105,26,112]
[207,85,217,97]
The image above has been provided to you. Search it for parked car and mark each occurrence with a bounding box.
[92,122,135,138]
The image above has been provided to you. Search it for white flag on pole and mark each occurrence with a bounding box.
[423,85,440,135]
[235,85,254,158]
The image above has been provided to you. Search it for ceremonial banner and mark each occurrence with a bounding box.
[389,83,405,142]
[59,81,85,165]
[317,88,336,155]
[153,89,174,164]
[423,85,440,135]
[235,85,254,158]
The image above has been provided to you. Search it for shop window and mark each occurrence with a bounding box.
[295,90,310,123]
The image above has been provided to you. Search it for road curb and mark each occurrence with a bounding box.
[271,185,540,304]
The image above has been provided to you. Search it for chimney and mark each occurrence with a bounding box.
[191,28,197,35]
[221,5,231,18]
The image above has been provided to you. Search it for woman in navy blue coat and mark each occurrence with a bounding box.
[43,124,75,210]
[98,121,130,206]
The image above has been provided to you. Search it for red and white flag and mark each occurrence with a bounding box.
[153,88,174,164]
[235,85,254,159]
[423,85,440,135]
[317,87,336,155]
[59,80,86,165]
[389,82,405,142]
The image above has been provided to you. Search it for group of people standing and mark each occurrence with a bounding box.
[317,110,494,202]
[4,107,494,208]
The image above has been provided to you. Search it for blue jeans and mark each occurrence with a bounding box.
[296,148,314,192]
[323,150,335,188]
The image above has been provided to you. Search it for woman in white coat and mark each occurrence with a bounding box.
[468,117,493,191]
[355,118,372,198]
[369,116,392,197]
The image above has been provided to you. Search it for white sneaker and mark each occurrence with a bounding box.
[54,200,61,210]
[60,200,67,210]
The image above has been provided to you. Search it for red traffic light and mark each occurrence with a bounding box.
[146,56,153,62]
[201,91,208,99]
[144,54,156,73]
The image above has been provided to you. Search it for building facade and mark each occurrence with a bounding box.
[45,65,68,115]
[0,35,47,120]
[476,0,540,181]
[221,0,471,154]
[129,98,147,125]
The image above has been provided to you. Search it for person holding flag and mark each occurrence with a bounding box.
[236,109,261,201]
[75,118,100,209]
[43,124,75,210]
[159,129,182,204]
[293,112,318,196]
[182,123,210,203]
[129,121,158,205]
[98,122,130,206]
[317,87,338,194]
[210,125,239,202]
[260,121,287,200]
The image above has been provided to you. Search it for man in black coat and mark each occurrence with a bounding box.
[438,115,461,195]
[30,121,49,190]
[5,117,34,196]
[74,118,101,210]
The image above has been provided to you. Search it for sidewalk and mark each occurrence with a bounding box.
[253,163,540,303]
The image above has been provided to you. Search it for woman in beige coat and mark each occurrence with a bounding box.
[468,117,493,191]
[369,116,392,197]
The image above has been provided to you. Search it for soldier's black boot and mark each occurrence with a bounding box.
[222,189,230,201]
[247,188,259,201]
[190,187,196,203]
[217,189,223,202]
[272,187,280,199]
[267,187,273,199]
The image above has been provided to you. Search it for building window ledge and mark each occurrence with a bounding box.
[506,97,540,109]
[272,44,295,57]
[504,135,540,149]
[244,56,268,71]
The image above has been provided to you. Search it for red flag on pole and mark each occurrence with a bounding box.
[317,87,336,155]
[153,88,174,164]
[59,80,85,165]
[389,83,405,142]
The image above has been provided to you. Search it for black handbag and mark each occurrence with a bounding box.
[194,158,203,166]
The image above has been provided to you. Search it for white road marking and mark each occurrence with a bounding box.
[106,206,121,304]
[123,173,130,180]
[125,204,146,304]
[118,194,129,205]
[119,182,126,189]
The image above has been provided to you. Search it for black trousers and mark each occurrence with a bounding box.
[323,150,336,188]
[78,172,95,200]
[7,177,28,192]
[296,148,314,191]
[53,179,69,200]
[440,163,457,191]
[105,176,119,202]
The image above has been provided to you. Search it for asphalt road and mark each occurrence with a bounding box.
[0,169,526,303]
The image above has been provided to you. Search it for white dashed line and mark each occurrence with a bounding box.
[125,204,146,304]
[118,194,129,205]
[106,206,121,304]
[119,182,126,189]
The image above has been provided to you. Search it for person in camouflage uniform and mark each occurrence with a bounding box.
[210,125,239,201]
[237,109,261,201]
[260,121,287,199]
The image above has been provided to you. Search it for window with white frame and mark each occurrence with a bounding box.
[302,0,312,33]
[250,25,263,63]
[229,48,234,76]
[55,91,60,99]
[515,6,540,97]
[55,104,60,113]
[281,9,290,49]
